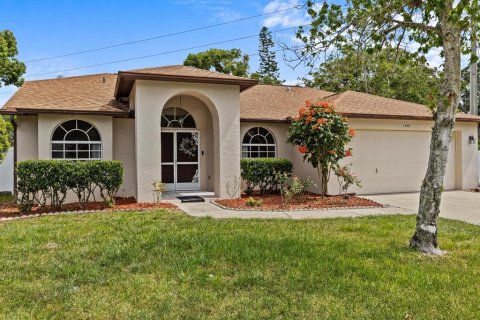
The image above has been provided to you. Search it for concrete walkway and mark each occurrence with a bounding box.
[178,191,480,225]
[364,191,480,225]
[177,201,413,220]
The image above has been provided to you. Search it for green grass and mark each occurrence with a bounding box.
[1,210,480,319]
[0,193,14,204]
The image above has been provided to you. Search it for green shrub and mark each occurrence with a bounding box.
[16,160,124,212]
[245,197,263,207]
[240,158,293,195]
[90,160,123,205]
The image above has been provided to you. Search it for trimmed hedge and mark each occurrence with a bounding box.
[240,158,293,195]
[16,160,123,212]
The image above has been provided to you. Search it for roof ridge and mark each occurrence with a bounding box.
[24,73,116,83]
[342,90,426,107]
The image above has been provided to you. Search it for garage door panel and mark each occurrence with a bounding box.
[350,130,456,194]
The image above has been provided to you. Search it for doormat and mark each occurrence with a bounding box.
[177,196,205,203]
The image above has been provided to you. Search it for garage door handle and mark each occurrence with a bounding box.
[376,168,378,173]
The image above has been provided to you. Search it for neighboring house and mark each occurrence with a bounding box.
[0,148,14,193]
[0,65,479,202]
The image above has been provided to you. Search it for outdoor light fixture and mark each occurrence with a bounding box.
[468,135,476,144]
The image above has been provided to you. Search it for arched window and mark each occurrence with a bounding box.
[161,107,196,128]
[51,120,102,159]
[242,127,276,158]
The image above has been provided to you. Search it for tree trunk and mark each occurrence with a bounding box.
[318,166,329,196]
[410,8,461,255]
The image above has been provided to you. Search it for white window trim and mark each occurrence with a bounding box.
[241,127,277,159]
[51,120,102,160]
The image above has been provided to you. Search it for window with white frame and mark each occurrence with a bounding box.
[242,127,276,158]
[51,120,102,160]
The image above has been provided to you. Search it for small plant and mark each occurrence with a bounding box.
[226,175,241,199]
[153,181,166,203]
[276,172,315,206]
[104,197,114,208]
[245,197,263,207]
[333,164,361,199]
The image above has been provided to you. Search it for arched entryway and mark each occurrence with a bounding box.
[160,95,215,192]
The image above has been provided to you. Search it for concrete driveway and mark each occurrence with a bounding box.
[364,191,480,225]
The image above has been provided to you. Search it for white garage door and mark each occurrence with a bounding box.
[349,130,456,194]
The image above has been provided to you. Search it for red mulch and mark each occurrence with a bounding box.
[0,197,179,219]
[215,192,383,211]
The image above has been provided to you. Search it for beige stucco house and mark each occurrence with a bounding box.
[1,65,479,201]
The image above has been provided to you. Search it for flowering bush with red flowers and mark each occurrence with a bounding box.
[287,100,354,196]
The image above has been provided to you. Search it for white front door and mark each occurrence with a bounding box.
[161,130,200,191]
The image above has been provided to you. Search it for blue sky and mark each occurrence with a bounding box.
[0,0,312,106]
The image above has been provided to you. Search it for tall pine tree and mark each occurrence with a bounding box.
[253,27,282,84]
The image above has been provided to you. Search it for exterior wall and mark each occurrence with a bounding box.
[0,148,14,192]
[37,114,113,160]
[17,116,38,161]
[247,118,479,195]
[113,118,136,198]
[134,80,241,201]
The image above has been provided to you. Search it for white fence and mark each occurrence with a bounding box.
[0,148,13,193]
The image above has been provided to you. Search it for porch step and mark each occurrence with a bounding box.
[176,196,205,203]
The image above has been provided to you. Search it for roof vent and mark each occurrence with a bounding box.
[103,76,105,83]
[57,75,64,79]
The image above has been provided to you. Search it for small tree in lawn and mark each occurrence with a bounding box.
[287,100,354,196]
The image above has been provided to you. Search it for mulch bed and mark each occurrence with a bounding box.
[215,192,384,211]
[0,197,179,219]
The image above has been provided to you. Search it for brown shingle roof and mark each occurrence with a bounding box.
[2,67,479,123]
[115,65,258,97]
[240,86,480,123]
[323,90,480,122]
[1,73,129,115]
[127,65,254,81]
[240,84,334,121]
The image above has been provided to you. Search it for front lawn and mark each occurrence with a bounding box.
[1,210,480,319]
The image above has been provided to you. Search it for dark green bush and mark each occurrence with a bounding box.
[16,160,124,212]
[90,161,123,206]
[240,158,293,195]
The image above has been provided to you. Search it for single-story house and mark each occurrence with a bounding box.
[1,65,479,201]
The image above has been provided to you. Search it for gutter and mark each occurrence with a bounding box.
[9,116,17,199]
[240,113,480,124]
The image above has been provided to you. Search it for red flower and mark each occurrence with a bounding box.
[305,100,312,108]
[345,149,352,157]
[348,128,356,137]
[298,145,308,154]
[320,101,329,108]
[317,118,327,125]
[299,107,307,117]
[327,149,336,155]
[305,115,313,123]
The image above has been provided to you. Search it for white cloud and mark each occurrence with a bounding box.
[262,0,307,28]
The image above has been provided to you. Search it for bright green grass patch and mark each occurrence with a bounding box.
[1,211,480,319]
[0,193,13,204]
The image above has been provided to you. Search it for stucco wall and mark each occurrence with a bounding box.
[245,118,479,195]
[134,80,241,201]
[17,116,38,161]
[0,148,14,192]
[113,118,136,197]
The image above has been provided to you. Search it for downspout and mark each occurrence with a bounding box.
[10,115,17,198]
